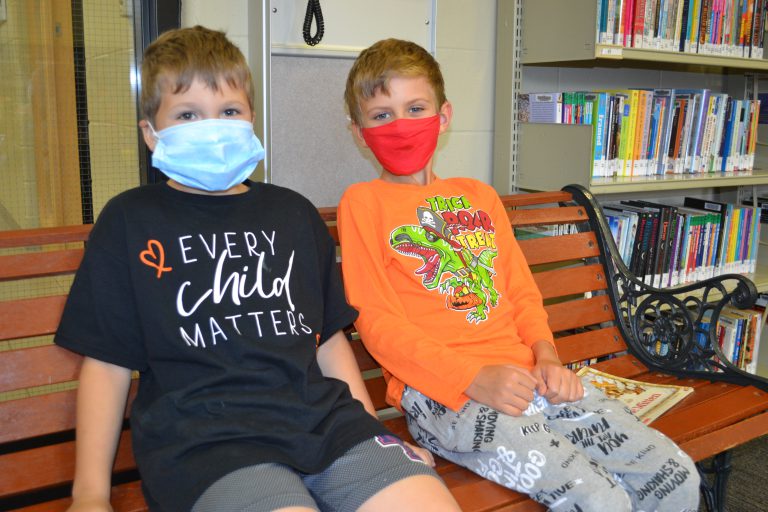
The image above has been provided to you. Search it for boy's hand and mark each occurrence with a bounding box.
[465,364,537,416]
[532,358,584,404]
[404,441,436,467]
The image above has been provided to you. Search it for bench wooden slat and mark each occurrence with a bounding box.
[649,382,747,432]
[0,390,78,444]
[350,338,379,372]
[662,381,741,410]
[545,294,614,333]
[501,191,572,208]
[679,411,768,461]
[590,353,649,379]
[0,296,67,341]
[0,249,84,280]
[15,481,148,512]
[508,205,587,227]
[441,469,540,512]
[1,382,138,444]
[316,207,337,222]
[0,344,82,393]
[327,225,339,243]
[364,375,389,411]
[652,386,768,444]
[0,225,91,249]
[554,326,626,364]
[0,430,136,499]
[518,232,600,265]
[532,263,607,299]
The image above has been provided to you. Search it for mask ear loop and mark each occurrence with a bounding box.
[146,122,160,141]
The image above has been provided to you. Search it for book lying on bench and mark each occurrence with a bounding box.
[576,367,694,425]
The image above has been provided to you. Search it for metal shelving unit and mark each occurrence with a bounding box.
[499,0,768,292]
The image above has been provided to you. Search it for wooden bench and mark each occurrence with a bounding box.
[2,185,767,512]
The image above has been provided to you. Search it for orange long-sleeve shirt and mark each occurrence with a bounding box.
[338,177,555,411]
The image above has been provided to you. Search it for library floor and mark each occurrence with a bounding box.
[697,434,768,511]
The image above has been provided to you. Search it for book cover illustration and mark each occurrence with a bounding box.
[576,366,694,424]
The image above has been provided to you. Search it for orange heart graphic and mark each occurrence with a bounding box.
[140,239,172,278]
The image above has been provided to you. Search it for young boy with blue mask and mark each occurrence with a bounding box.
[338,38,701,512]
[55,27,460,512]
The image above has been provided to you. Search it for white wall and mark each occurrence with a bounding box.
[181,0,499,206]
[433,0,497,185]
[181,0,250,61]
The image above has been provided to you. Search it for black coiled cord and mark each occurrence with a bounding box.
[303,0,324,46]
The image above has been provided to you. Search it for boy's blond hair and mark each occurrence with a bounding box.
[140,25,254,123]
[345,39,447,126]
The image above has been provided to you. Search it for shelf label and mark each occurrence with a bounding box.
[599,46,623,57]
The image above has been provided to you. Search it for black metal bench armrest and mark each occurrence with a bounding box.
[564,184,768,391]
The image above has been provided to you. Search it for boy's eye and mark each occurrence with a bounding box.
[177,112,197,121]
[372,112,390,121]
[409,106,425,114]
[223,108,241,117]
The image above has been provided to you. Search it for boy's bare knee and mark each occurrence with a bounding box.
[358,474,460,512]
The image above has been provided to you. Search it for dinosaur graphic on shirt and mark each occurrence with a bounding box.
[389,224,499,323]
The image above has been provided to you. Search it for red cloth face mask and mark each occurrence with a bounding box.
[361,115,440,176]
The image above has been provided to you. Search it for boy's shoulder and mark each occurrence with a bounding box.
[97,182,165,214]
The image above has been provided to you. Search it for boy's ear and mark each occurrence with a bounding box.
[351,122,368,148]
[438,101,453,134]
[139,120,157,151]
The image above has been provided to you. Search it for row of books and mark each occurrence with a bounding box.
[712,303,764,373]
[597,0,768,58]
[603,196,761,287]
[518,89,760,178]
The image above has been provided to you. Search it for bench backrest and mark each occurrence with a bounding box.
[0,190,629,510]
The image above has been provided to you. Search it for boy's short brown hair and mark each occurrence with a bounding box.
[344,39,447,126]
[140,25,254,123]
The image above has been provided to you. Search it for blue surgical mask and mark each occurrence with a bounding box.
[149,119,265,192]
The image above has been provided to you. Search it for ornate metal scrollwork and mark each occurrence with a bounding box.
[564,184,768,391]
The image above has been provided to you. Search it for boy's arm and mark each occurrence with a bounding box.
[316,330,377,416]
[68,357,132,512]
[316,329,436,466]
[338,195,484,411]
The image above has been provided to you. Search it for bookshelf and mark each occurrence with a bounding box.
[513,0,768,195]
[498,0,768,293]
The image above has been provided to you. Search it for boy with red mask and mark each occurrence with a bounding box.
[338,38,700,512]
[54,27,460,512]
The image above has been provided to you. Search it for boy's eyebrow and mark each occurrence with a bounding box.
[166,99,249,111]
[406,97,433,105]
[363,96,432,114]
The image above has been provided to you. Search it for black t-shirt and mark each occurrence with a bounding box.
[55,181,388,511]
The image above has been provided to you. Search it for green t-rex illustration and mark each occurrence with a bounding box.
[390,225,499,323]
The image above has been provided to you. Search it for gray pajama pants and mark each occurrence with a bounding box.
[402,379,700,512]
